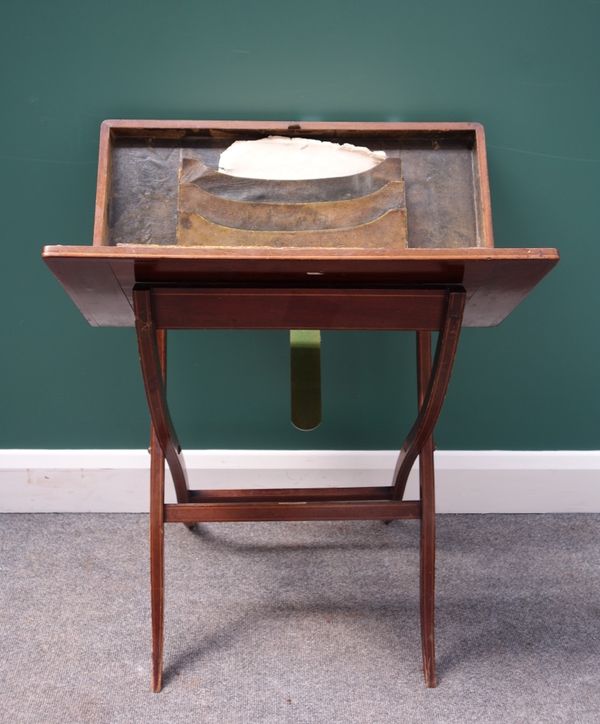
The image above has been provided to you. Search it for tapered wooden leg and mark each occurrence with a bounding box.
[391,291,465,688]
[149,332,166,691]
[417,332,436,688]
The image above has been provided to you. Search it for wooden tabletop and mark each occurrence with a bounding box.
[42,245,558,328]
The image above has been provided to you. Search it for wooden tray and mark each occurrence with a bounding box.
[93,120,494,252]
[43,121,558,328]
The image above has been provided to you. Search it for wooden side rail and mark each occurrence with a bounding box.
[165,500,421,524]
[187,486,393,503]
[145,286,452,331]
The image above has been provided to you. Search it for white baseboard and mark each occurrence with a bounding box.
[1,450,599,514]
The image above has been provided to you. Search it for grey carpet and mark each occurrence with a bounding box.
[1,514,599,724]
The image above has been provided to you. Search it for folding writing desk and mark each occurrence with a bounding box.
[43,120,558,691]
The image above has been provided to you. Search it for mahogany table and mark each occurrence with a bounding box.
[43,120,559,691]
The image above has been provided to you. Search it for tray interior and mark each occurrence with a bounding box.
[102,127,490,250]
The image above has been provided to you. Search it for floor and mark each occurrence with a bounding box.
[1,513,599,723]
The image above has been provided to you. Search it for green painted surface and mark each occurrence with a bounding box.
[1,0,598,449]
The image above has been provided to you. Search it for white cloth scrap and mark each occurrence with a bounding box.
[218,135,386,180]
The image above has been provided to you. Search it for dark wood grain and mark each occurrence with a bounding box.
[100,119,487,133]
[473,125,494,247]
[92,121,112,246]
[45,119,560,693]
[94,121,493,249]
[131,284,463,691]
[148,332,166,694]
[392,291,465,499]
[187,486,392,503]
[148,287,449,331]
[42,246,559,328]
[134,290,190,505]
[164,500,421,523]
[43,255,133,326]
[416,331,437,688]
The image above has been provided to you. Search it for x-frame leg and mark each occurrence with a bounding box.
[134,295,192,692]
[392,291,466,687]
[133,285,465,692]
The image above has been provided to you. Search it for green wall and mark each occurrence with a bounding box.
[1,0,598,449]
